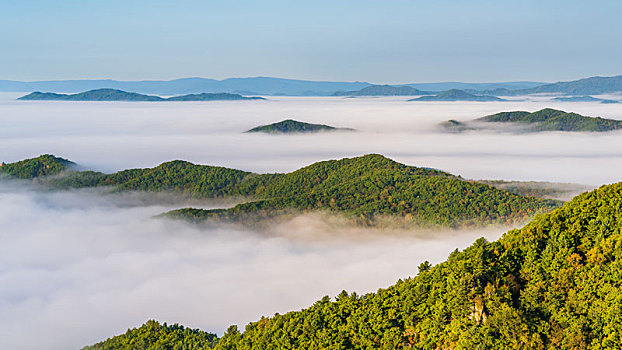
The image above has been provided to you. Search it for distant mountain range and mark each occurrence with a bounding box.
[408,89,504,102]
[1,77,370,96]
[4,75,622,96]
[480,75,622,96]
[17,89,265,101]
[333,85,432,96]
[0,77,545,96]
[246,119,354,134]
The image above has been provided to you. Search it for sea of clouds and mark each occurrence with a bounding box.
[1,94,621,349]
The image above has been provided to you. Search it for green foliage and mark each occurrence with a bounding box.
[167,154,558,228]
[82,320,218,350]
[3,154,559,228]
[209,182,622,349]
[0,154,74,179]
[479,108,622,132]
[246,119,350,133]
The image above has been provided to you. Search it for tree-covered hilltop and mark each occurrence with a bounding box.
[49,160,275,199]
[439,108,622,133]
[246,119,354,134]
[81,320,218,350]
[163,154,559,228]
[17,89,265,101]
[0,154,74,179]
[478,108,622,132]
[408,89,504,102]
[1,154,558,228]
[333,84,431,96]
[18,89,165,101]
[85,182,622,349]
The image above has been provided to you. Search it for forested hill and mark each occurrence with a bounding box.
[246,119,353,133]
[84,182,622,349]
[0,154,74,179]
[0,154,558,228]
[439,108,622,133]
[17,89,265,101]
[81,320,218,350]
[478,108,622,132]
[163,154,557,228]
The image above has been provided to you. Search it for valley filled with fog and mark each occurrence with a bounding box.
[2,94,622,349]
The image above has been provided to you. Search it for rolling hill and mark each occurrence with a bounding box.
[1,154,558,228]
[246,119,354,133]
[439,108,622,133]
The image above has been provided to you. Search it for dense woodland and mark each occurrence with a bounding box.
[1,154,559,228]
[246,119,351,133]
[478,108,622,132]
[0,154,74,179]
[83,182,622,349]
[81,320,218,350]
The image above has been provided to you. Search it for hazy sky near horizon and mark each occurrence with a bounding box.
[2,0,622,83]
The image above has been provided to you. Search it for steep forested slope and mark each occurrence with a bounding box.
[84,182,622,349]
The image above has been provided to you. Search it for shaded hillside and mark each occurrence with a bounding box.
[333,84,431,96]
[0,154,74,179]
[246,119,353,134]
[409,89,504,102]
[17,89,264,101]
[85,182,622,349]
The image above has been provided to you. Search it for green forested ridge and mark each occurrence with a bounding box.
[163,154,558,228]
[246,119,353,133]
[439,108,622,133]
[0,154,74,179]
[0,154,558,228]
[81,320,218,350]
[478,108,622,132]
[85,182,622,349]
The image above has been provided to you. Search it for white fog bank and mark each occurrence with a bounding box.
[0,182,509,350]
[1,95,622,185]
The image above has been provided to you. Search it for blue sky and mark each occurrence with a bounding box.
[1,0,621,83]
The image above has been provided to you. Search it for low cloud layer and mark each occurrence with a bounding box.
[1,95,620,349]
[1,95,622,184]
[0,182,508,350]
